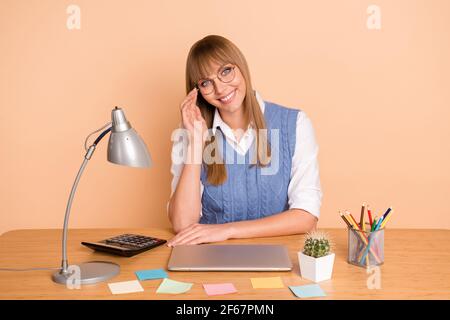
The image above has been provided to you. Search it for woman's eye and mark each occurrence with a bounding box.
[221,67,232,76]
[200,80,211,87]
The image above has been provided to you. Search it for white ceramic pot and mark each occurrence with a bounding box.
[298,252,335,283]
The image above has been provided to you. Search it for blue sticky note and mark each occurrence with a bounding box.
[135,268,168,281]
[289,284,326,298]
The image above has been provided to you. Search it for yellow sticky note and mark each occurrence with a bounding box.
[250,277,284,289]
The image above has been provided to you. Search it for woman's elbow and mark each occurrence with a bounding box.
[168,201,199,234]
[167,201,182,233]
[169,217,187,234]
[305,217,318,233]
[295,210,318,233]
[172,225,184,234]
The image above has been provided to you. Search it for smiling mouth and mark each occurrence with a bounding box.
[218,89,236,103]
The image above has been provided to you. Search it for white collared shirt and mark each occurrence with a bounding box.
[169,92,323,218]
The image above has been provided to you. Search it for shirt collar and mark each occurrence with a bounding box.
[211,90,265,135]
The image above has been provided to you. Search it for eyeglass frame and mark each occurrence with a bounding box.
[194,64,237,95]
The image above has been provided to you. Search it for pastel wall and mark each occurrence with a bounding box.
[1,0,449,235]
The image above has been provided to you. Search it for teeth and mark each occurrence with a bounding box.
[220,90,235,102]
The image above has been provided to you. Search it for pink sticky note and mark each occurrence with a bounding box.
[203,283,238,296]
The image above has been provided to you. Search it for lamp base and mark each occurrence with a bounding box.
[52,261,120,285]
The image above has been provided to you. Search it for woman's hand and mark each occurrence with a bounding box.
[180,88,208,145]
[167,223,234,246]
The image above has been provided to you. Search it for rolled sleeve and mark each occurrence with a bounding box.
[288,112,323,218]
[168,129,203,216]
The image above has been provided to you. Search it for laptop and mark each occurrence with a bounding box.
[167,244,292,271]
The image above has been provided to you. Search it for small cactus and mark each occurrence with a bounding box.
[302,230,332,258]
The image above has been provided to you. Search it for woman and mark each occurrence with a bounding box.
[167,35,322,246]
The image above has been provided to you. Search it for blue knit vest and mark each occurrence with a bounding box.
[199,102,299,224]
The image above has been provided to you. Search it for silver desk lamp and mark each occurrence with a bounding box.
[52,107,152,285]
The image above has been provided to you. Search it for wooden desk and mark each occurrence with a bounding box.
[0,228,449,299]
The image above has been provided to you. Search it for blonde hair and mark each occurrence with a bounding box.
[185,35,270,185]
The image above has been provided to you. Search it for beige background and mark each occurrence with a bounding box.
[1,0,449,235]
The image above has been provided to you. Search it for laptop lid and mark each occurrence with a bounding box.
[167,244,293,271]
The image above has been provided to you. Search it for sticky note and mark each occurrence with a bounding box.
[289,284,326,298]
[203,283,237,296]
[250,277,284,289]
[135,268,168,281]
[156,278,193,294]
[108,280,144,295]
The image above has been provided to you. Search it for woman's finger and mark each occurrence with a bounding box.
[172,224,201,243]
[180,96,194,110]
[186,88,197,100]
[190,89,198,104]
[180,89,196,110]
[178,223,199,236]
[180,103,190,115]
[168,225,202,246]
[183,102,195,120]
[194,106,203,120]
[180,105,191,123]
[184,99,197,115]
[173,231,204,246]
[182,233,210,245]
[186,237,207,245]
[167,223,199,244]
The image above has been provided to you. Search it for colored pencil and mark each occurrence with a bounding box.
[361,215,382,264]
[374,216,384,231]
[339,211,353,228]
[371,217,378,232]
[360,203,366,229]
[367,206,373,226]
[381,207,392,220]
[380,210,393,229]
[345,211,360,230]
[344,211,381,263]
[344,211,369,265]
[360,234,375,264]
[361,212,389,263]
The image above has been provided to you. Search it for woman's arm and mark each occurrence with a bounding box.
[168,88,206,233]
[167,209,317,246]
[168,146,202,233]
[228,208,317,238]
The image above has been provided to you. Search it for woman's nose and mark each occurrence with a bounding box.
[213,79,228,96]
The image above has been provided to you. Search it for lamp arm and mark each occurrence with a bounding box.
[59,126,112,274]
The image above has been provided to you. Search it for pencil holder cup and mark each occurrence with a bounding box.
[347,226,384,267]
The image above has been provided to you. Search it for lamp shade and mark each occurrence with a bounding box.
[107,107,152,168]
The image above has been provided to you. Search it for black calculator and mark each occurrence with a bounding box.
[81,234,167,257]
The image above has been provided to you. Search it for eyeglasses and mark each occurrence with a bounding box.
[195,64,236,95]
